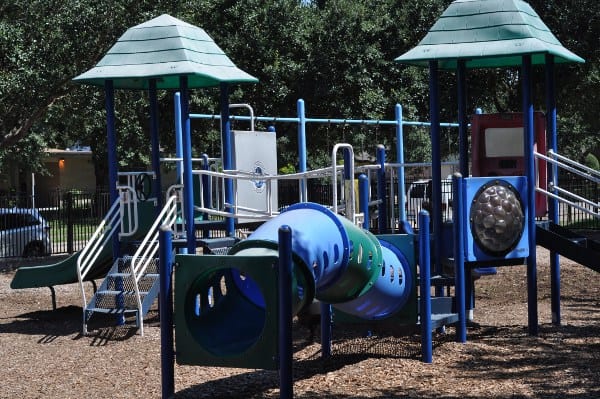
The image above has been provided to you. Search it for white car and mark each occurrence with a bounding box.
[0,208,52,257]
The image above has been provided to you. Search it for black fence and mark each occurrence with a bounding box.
[0,189,111,258]
[1,174,598,259]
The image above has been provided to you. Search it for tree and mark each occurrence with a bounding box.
[1,0,598,188]
[0,0,181,182]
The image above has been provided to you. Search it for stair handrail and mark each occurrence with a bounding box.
[129,187,182,335]
[118,185,139,238]
[76,186,139,314]
[534,150,600,219]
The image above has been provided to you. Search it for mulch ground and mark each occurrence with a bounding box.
[0,247,598,399]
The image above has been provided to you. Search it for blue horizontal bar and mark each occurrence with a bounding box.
[189,113,459,128]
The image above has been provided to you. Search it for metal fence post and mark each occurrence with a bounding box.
[66,191,74,254]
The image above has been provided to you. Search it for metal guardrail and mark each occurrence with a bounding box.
[129,186,182,336]
[535,150,600,220]
[76,186,138,314]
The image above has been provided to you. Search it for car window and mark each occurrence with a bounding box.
[410,184,426,198]
[0,212,40,230]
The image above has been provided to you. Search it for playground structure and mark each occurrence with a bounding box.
[9,2,600,398]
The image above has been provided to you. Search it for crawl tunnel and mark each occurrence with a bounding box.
[175,202,414,368]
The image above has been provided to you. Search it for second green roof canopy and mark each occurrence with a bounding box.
[395,0,584,69]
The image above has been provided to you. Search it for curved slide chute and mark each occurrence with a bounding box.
[175,202,414,367]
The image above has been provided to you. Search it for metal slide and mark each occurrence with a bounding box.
[10,245,112,292]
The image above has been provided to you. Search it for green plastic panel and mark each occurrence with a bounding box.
[333,234,418,326]
[175,254,280,370]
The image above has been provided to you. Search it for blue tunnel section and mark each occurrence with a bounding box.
[175,202,415,368]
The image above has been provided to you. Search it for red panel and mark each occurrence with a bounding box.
[470,112,547,217]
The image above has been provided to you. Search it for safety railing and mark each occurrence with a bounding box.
[129,185,183,336]
[76,185,138,311]
[118,171,156,203]
[535,150,600,219]
[190,164,350,221]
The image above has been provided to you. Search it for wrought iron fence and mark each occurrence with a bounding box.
[0,189,111,258]
[1,173,598,259]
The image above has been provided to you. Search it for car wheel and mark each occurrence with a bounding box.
[23,242,45,258]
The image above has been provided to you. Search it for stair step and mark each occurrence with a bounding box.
[104,273,159,291]
[92,290,151,309]
[86,307,138,315]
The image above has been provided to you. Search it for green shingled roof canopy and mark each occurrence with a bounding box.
[395,0,584,69]
[73,14,258,89]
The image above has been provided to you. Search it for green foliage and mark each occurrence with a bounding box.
[278,163,297,175]
[1,0,598,186]
[583,153,600,171]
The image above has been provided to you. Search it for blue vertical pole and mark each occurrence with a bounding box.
[149,79,163,212]
[220,83,235,236]
[297,99,307,202]
[174,92,183,183]
[376,145,388,234]
[179,76,196,254]
[429,60,443,295]
[419,210,432,363]
[320,302,332,359]
[104,80,119,257]
[395,104,407,221]
[159,226,174,399]
[105,79,124,326]
[278,226,293,399]
[359,174,369,230]
[457,60,469,177]
[201,153,210,239]
[522,55,538,336]
[546,54,561,325]
[452,173,466,343]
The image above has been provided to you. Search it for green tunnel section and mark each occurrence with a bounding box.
[175,254,282,370]
[174,202,417,369]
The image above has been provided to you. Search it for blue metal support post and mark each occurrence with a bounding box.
[201,153,211,238]
[174,92,184,183]
[452,173,467,343]
[359,174,370,230]
[376,145,388,234]
[104,80,120,258]
[395,104,407,222]
[457,61,469,177]
[149,79,163,212]
[278,226,293,399]
[297,99,307,202]
[179,76,196,254]
[429,61,443,296]
[419,210,432,363]
[220,83,235,236]
[546,54,561,325]
[522,55,538,336]
[105,79,125,326]
[159,227,174,399]
[457,59,475,318]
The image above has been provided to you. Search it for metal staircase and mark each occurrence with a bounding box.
[79,186,182,335]
[83,256,160,335]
